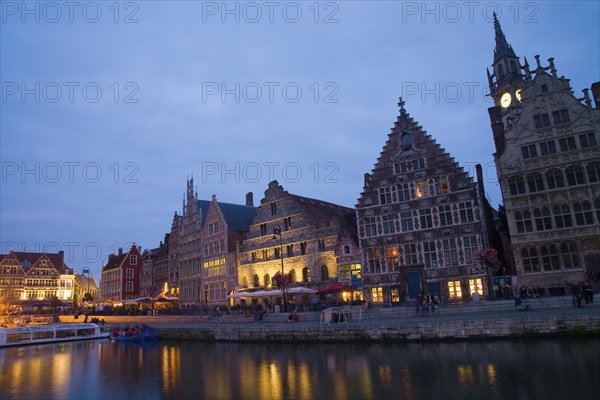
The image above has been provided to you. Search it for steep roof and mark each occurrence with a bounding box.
[102,253,126,271]
[0,251,71,274]
[197,200,256,232]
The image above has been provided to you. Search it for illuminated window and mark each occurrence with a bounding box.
[302,267,311,283]
[468,278,483,296]
[435,177,449,194]
[391,288,400,302]
[385,245,399,271]
[416,180,429,198]
[448,281,462,299]
[371,287,384,303]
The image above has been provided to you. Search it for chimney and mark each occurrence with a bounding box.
[246,192,254,207]
[364,173,371,188]
[488,106,505,155]
[118,247,123,256]
[591,81,600,108]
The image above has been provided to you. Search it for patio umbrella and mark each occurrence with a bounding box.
[317,283,357,295]
[287,286,318,295]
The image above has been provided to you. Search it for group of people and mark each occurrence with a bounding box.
[571,281,595,308]
[415,292,438,313]
[517,285,546,299]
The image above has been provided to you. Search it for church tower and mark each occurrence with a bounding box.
[487,16,600,293]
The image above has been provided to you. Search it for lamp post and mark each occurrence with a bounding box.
[272,224,287,312]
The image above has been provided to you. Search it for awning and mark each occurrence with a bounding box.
[287,286,318,295]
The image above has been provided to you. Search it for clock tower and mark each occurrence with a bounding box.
[487,13,524,117]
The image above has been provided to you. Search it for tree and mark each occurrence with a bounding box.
[83,293,94,304]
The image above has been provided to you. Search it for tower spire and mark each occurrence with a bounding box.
[493,12,517,63]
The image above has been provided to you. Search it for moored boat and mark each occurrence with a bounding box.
[0,323,110,348]
[110,324,158,343]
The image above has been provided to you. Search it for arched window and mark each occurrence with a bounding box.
[510,60,518,74]
[553,204,573,229]
[289,269,296,284]
[521,247,539,273]
[264,274,271,287]
[515,210,533,233]
[566,165,585,186]
[533,207,552,231]
[508,176,526,195]
[560,242,580,269]
[302,267,311,283]
[253,274,260,288]
[497,63,505,76]
[540,244,560,271]
[586,162,600,183]
[526,173,545,193]
[321,265,329,281]
[546,169,565,189]
[573,201,594,226]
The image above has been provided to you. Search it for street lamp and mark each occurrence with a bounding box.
[272,224,287,312]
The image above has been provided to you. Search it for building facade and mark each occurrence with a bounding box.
[178,178,256,308]
[356,99,494,304]
[488,14,600,292]
[0,251,74,305]
[238,180,358,303]
[100,244,142,302]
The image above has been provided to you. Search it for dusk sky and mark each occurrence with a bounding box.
[1,1,599,278]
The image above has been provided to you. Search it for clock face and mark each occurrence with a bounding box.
[500,92,512,108]
[515,89,522,101]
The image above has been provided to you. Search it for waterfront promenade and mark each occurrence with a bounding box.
[59,295,600,342]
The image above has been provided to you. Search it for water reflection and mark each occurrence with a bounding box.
[1,339,599,399]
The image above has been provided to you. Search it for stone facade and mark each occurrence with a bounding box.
[488,15,600,293]
[0,251,74,303]
[238,180,359,303]
[357,99,493,304]
[177,178,256,308]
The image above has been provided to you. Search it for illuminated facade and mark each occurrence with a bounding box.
[488,15,600,291]
[356,99,494,304]
[0,251,74,303]
[178,178,256,307]
[238,180,358,299]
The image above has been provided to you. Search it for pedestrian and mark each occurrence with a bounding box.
[582,281,594,304]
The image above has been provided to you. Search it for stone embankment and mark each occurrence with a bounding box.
[60,296,600,342]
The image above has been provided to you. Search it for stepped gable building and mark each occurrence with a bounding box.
[100,244,142,302]
[141,234,170,295]
[178,177,256,307]
[238,180,359,301]
[356,99,495,304]
[0,250,74,303]
[487,14,600,292]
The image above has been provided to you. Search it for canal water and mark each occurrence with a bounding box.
[1,338,599,399]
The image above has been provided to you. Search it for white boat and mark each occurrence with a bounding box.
[0,323,110,348]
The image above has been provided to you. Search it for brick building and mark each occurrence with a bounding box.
[487,14,600,292]
[100,244,142,302]
[237,180,359,304]
[356,99,497,304]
